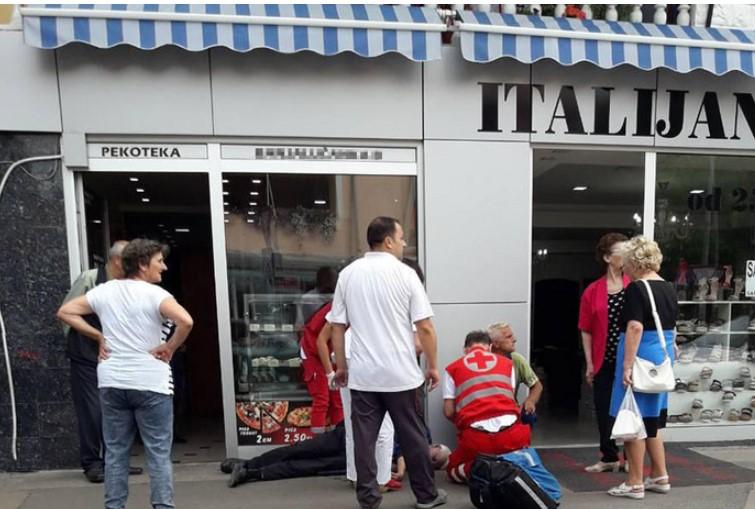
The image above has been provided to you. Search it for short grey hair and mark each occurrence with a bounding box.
[108,240,129,260]
[487,322,511,336]
[620,235,663,273]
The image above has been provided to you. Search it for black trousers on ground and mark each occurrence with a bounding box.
[351,387,437,509]
[593,363,620,463]
[242,423,346,481]
[70,360,103,471]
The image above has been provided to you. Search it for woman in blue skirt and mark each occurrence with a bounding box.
[607,236,678,500]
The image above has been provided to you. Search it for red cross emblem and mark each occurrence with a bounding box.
[464,349,497,372]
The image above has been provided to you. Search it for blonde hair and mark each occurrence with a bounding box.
[621,236,663,273]
[487,322,511,335]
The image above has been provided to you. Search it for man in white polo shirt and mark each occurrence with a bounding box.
[329,216,447,509]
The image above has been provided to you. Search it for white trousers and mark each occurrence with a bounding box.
[340,387,394,484]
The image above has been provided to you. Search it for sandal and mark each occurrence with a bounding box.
[700,366,713,379]
[677,413,693,423]
[728,409,741,421]
[708,344,723,362]
[687,380,701,392]
[711,409,724,422]
[691,398,704,409]
[644,475,671,494]
[674,379,687,392]
[700,409,714,422]
[750,381,755,391]
[738,367,751,379]
[608,482,645,499]
[741,408,753,421]
[733,380,745,392]
[710,379,723,392]
[723,390,736,402]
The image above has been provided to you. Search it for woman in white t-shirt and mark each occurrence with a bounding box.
[58,239,193,509]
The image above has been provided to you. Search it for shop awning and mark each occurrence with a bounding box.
[459,11,755,77]
[20,4,445,61]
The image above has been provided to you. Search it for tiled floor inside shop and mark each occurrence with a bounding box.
[129,417,226,467]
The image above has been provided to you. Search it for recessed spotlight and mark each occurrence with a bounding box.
[141,197,150,203]
[572,186,588,192]
[157,224,165,227]
[314,200,327,205]
[175,228,190,233]
[222,179,229,184]
[689,189,705,194]
[91,219,102,224]
[223,202,229,206]
[246,219,255,224]
[129,177,139,182]
[670,215,678,223]
[224,219,229,223]
[223,191,229,196]
[249,202,257,206]
[250,191,259,196]
[224,211,230,215]
[252,179,262,184]
[247,211,256,215]
[136,188,145,193]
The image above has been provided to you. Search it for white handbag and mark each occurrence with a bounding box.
[631,280,676,393]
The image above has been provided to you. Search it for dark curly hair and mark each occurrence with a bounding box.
[595,232,628,267]
[121,239,169,278]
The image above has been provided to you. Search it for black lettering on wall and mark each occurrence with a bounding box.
[656,89,689,138]
[689,92,726,139]
[478,82,502,132]
[545,86,586,135]
[503,83,545,133]
[731,93,755,140]
[591,87,627,136]
[633,88,655,137]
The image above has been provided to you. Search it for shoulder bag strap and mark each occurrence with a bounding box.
[639,279,669,360]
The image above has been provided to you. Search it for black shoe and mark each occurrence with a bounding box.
[228,463,248,488]
[220,458,243,474]
[84,467,104,483]
[128,466,143,476]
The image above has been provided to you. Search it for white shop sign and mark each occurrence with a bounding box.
[88,144,208,159]
[221,145,416,163]
[746,260,755,298]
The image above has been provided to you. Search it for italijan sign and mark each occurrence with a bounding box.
[88,144,208,159]
[478,83,755,142]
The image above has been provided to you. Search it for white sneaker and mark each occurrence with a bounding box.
[585,460,620,473]
[644,475,671,494]
[608,482,645,499]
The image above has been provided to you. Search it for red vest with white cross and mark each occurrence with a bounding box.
[445,346,519,430]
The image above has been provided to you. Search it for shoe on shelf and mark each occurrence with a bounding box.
[585,460,621,473]
[709,319,725,332]
[607,482,645,499]
[416,489,448,509]
[644,475,671,494]
[722,390,736,402]
[748,319,755,332]
[741,408,753,421]
[677,321,693,334]
[733,380,745,392]
[687,380,701,392]
[678,345,697,364]
[700,366,713,379]
[739,367,751,380]
[708,344,723,362]
[694,320,709,333]
[709,379,723,392]
[84,467,104,483]
[711,409,724,422]
[674,379,687,392]
[692,398,704,409]
[728,409,741,421]
[700,409,713,423]
[677,413,694,423]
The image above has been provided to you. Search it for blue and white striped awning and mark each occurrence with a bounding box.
[459,11,755,77]
[20,4,445,61]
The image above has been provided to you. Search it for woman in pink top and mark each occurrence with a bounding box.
[579,233,630,473]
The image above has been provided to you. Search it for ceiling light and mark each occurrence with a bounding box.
[247,211,256,215]
[175,228,190,233]
[249,202,257,206]
[136,188,145,193]
[141,198,150,203]
[246,219,255,224]
[157,223,164,227]
[129,177,139,182]
[91,219,102,224]
[223,191,229,196]
[572,186,588,192]
[314,200,327,205]
[224,219,229,223]
[252,179,262,184]
[222,179,229,184]
[224,211,230,215]
[670,215,678,223]
[689,189,705,194]
[223,202,229,206]
[250,191,259,196]
[633,213,642,224]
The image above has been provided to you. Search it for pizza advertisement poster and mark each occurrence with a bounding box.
[236,400,315,446]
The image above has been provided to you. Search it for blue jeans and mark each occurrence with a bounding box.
[100,388,174,509]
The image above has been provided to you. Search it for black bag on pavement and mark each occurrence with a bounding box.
[468,454,559,509]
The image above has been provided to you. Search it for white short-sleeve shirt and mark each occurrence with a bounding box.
[327,252,433,392]
[86,279,174,395]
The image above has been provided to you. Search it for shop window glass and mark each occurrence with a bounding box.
[656,154,755,427]
[222,173,417,445]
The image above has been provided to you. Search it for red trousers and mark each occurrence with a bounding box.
[447,422,532,483]
[302,359,343,431]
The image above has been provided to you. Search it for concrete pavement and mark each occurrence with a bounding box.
[1,460,755,509]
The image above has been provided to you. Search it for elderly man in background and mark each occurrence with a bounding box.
[60,240,143,483]
[488,322,543,416]
[329,216,447,509]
